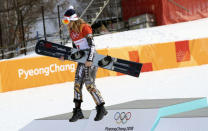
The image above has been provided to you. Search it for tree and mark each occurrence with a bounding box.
[0,0,69,58]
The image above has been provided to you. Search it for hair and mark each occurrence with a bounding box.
[67,18,89,33]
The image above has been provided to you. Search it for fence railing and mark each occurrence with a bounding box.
[0,4,69,60]
[0,34,70,59]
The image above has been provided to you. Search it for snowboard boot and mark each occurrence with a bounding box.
[69,108,84,122]
[94,104,108,121]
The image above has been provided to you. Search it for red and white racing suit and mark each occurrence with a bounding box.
[70,24,105,105]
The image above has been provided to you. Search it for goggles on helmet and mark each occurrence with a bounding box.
[62,17,70,25]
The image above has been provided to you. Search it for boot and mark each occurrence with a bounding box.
[94,104,108,121]
[69,108,84,122]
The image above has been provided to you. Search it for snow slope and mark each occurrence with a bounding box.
[1,18,208,131]
[95,18,208,49]
[8,17,208,60]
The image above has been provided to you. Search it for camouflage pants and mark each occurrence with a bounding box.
[73,63,105,105]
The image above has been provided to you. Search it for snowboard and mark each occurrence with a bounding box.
[35,40,143,77]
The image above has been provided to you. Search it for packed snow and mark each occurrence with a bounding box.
[1,18,208,131]
[9,17,208,60]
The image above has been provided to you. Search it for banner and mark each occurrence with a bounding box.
[161,0,208,25]
[0,56,76,92]
[121,0,208,25]
[1,38,208,92]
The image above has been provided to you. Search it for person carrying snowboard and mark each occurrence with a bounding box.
[61,6,107,122]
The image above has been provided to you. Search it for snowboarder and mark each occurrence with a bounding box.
[61,6,107,122]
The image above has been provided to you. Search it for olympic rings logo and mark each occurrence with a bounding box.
[114,112,131,124]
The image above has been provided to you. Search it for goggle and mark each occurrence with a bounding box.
[62,17,70,25]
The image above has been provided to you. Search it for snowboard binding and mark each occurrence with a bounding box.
[71,51,85,60]
[98,56,113,67]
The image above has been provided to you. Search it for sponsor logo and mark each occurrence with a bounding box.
[105,127,134,131]
[18,63,75,79]
[105,112,134,131]
[114,112,131,124]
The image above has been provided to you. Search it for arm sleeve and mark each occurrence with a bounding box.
[81,24,95,61]
[86,34,95,61]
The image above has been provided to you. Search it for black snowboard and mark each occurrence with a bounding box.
[35,40,143,77]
